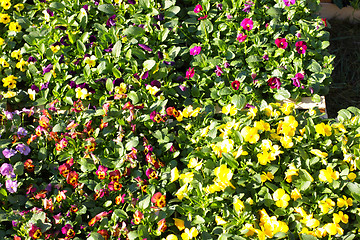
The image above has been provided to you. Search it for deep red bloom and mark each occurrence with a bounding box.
[29,225,42,239]
[295,41,307,54]
[231,80,240,90]
[66,171,79,187]
[241,18,253,31]
[186,67,195,79]
[109,170,121,182]
[267,77,281,89]
[275,38,288,49]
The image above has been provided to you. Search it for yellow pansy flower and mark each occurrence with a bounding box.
[175,183,188,200]
[291,188,302,201]
[301,214,320,228]
[284,163,299,183]
[254,120,270,131]
[181,227,198,240]
[337,195,353,208]
[14,3,24,11]
[213,164,235,190]
[215,216,227,225]
[0,13,11,24]
[50,45,60,53]
[247,106,258,119]
[347,172,356,182]
[257,150,276,165]
[115,83,127,94]
[170,167,179,182]
[3,91,16,98]
[9,22,22,32]
[315,122,332,137]
[273,188,290,208]
[280,135,293,148]
[173,218,185,231]
[16,59,28,72]
[241,126,260,144]
[75,87,90,99]
[261,172,274,183]
[1,0,11,10]
[222,104,237,116]
[233,197,244,213]
[2,75,17,89]
[200,126,210,137]
[84,55,96,67]
[0,58,9,67]
[179,172,194,184]
[333,211,349,224]
[28,89,36,101]
[166,234,178,240]
[319,166,339,183]
[324,223,341,236]
[242,223,256,236]
[187,158,202,170]
[319,198,335,214]
[233,146,248,158]
[280,102,294,115]
[310,149,328,158]
[11,49,22,60]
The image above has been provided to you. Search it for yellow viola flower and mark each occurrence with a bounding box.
[0,58,9,67]
[242,223,256,236]
[333,211,349,224]
[233,197,244,213]
[300,227,316,236]
[257,151,276,165]
[1,0,11,10]
[291,188,302,201]
[179,172,194,184]
[323,223,340,236]
[0,37,4,46]
[187,158,202,170]
[2,75,17,89]
[16,59,28,72]
[11,49,22,60]
[9,22,22,32]
[310,149,328,158]
[181,227,198,240]
[173,218,185,231]
[337,195,353,208]
[200,126,210,137]
[3,91,16,98]
[214,164,235,190]
[315,228,327,238]
[280,102,295,115]
[0,13,11,24]
[146,85,160,96]
[84,55,96,67]
[190,107,200,117]
[347,172,356,182]
[175,183,188,200]
[284,163,299,183]
[332,122,347,133]
[166,234,178,240]
[203,184,221,194]
[319,198,335,214]
[261,172,274,183]
[28,89,36,101]
[301,214,320,228]
[75,87,90,99]
[254,120,271,131]
[315,122,332,137]
[14,3,24,11]
[319,166,339,183]
[115,83,127,94]
[222,104,237,116]
[247,106,258,119]
[273,188,290,208]
[280,135,293,148]
[50,45,61,53]
[241,126,260,144]
[294,207,307,218]
[215,216,227,225]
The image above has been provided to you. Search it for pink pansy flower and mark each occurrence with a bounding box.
[190,46,201,56]
[295,41,307,54]
[236,33,247,42]
[194,4,202,13]
[291,73,304,87]
[283,0,296,6]
[241,18,253,31]
[267,77,282,89]
[275,38,288,49]
[214,65,223,77]
[186,67,195,79]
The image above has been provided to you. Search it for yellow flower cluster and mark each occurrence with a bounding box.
[253,209,289,240]
[210,138,234,157]
[257,139,281,165]
[204,164,235,193]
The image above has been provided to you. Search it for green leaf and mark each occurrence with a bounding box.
[76,40,86,54]
[274,88,290,101]
[13,161,24,175]
[94,23,108,32]
[128,91,139,104]
[231,94,246,109]
[95,46,103,59]
[192,215,205,224]
[87,233,105,240]
[124,26,145,36]
[307,60,321,73]
[98,4,116,15]
[337,109,351,122]
[112,67,121,78]
[222,153,239,168]
[165,6,180,18]
[106,78,114,92]
[160,28,170,42]
[112,41,122,58]
[138,195,151,209]
[300,234,318,240]
[53,122,66,132]
[50,2,65,10]
[112,209,128,222]
[128,231,138,240]
[125,137,139,150]
[347,182,360,202]
[33,98,47,106]
[143,59,156,71]
[219,87,232,96]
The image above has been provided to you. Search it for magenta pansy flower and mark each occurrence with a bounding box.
[283,0,296,6]
[194,4,202,13]
[186,67,195,79]
[291,73,305,87]
[190,46,201,56]
[214,65,223,77]
[241,18,253,31]
[275,38,288,49]
[236,33,247,42]
[267,77,281,89]
[295,41,307,54]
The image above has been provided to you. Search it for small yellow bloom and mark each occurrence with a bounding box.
[14,3,24,11]
[337,195,353,208]
[241,126,260,144]
[170,167,179,182]
[50,45,61,53]
[222,104,237,116]
[11,50,22,60]
[1,1,11,10]
[323,223,338,236]
[28,89,36,101]
[280,135,293,148]
[84,55,96,67]
[254,120,270,131]
[301,214,320,228]
[215,216,227,225]
[280,102,294,115]
[181,227,198,240]
[273,188,290,208]
[242,223,256,236]
[2,75,17,89]
[187,158,202,170]
[347,172,356,182]
[175,183,188,200]
[179,172,194,184]
[166,234,178,240]
[233,197,244,213]
[16,59,28,72]
[3,91,16,98]
[284,164,299,183]
[319,166,339,183]
[333,211,349,224]
[319,198,335,214]
[310,149,328,158]
[0,58,9,67]
[200,126,210,137]
[247,106,258,119]
[233,146,248,158]
[173,218,185,231]
[75,87,90,99]
[315,122,332,137]
[261,172,274,183]
[213,164,235,190]
[0,37,4,45]
[0,13,11,24]
[146,85,159,95]
[9,22,22,32]
[291,188,302,201]
[257,151,276,165]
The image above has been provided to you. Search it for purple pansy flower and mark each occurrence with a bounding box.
[241,18,253,31]
[0,163,15,178]
[27,56,37,63]
[2,149,17,158]
[217,4,223,10]
[142,71,149,80]
[42,64,53,75]
[128,0,136,4]
[150,80,161,88]
[15,143,31,155]
[154,14,164,21]
[17,127,28,137]
[6,180,18,193]
[295,41,307,54]
[157,51,163,60]
[46,9,54,17]
[106,15,117,27]
[55,26,67,30]
[138,44,153,52]
[275,38,288,49]
[41,82,50,90]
